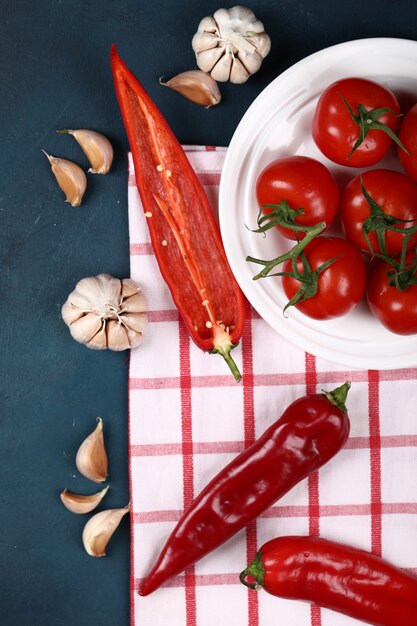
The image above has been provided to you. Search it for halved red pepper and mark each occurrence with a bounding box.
[110,46,245,380]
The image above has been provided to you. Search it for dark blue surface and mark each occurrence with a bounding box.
[2,1,417,624]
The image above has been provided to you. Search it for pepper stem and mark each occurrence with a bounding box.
[210,326,241,382]
[239,551,265,590]
[323,381,351,413]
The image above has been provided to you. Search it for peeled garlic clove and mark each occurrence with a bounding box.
[43,151,87,206]
[76,418,108,483]
[69,313,102,344]
[58,129,113,174]
[60,486,109,514]
[62,274,148,351]
[196,47,225,73]
[210,51,233,82]
[161,70,221,108]
[82,505,130,557]
[230,56,251,84]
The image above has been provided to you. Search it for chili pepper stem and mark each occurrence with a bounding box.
[323,381,351,413]
[210,325,242,382]
[240,551,265,590]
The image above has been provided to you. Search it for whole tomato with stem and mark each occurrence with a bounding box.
[340,169,417,256]
[312,77,406,167]
[281,236,366,320]
[367,254,417,335]
[398,103,417,182]
[255,156,339,240]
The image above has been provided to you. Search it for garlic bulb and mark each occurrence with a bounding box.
[82,505,130,557]
[160,71,221,107]
[76,418,108,483]
[60,486,109,514]
[43,151,87,206]
[192,6,271,84]
[61,274,148,351]
[57,129,113,174]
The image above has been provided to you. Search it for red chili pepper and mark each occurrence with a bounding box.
[110,46,245,381]
[139,382,351,595]
[240,535,417,626]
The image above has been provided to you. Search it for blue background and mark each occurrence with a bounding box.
[2,1,417,624]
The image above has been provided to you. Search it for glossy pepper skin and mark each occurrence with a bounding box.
[240,536,417,626]
[139,382,351,596]
[110,46,245,381]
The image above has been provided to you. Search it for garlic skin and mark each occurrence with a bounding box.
[58,129,113,174]
[75,418,108,483]
[60,486,109,514]
[61,274,148,351]
[161,71,221,107]
[82,505,130,557]
[43,151,87,206]
[192,6,271,84]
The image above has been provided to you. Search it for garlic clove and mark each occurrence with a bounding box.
[121,278,141,299]
[61,299,84,325]
[210,50,233,82]
[69,313,102,344]
[196,47,225,73]
[197,16,218,33]
[161,71,221,108]
[247,32,271,59]
[76,418,108,483]
[57,129,113,174]
[106,320,130,351]
[60,486,109,515]
[120,312,148,335]
[191,31,219,54]
[86,322,107,350]
[43,151,87,206]
[120,291,148,314]
[126,327,144,349]
[82,505,130,557]
[231,56,253,83]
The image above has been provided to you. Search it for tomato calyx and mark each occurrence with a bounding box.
[360,178,417,256]
[375,250,417,292]
[249,200,308,236]
[339,93,409,161]
[247,220,343,313]
[239,551,265,590]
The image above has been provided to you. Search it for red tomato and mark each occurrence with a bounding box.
[367,257,417,334]
[312,77,401,167]
[282,237,366,320]
[256,156,339,240]
[340,169,417,256]
[398,103,417,181]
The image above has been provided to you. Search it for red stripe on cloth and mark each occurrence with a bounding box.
[305,353,322,626]
[135,572,239,589]
[368,370,382,557]
[242,300,259,626]
[198,172,221,186]
[148,309,179,323]
[128,173,136,186]
[179,320,197,626]
[204,145,217,151]
[133,501,417,524]
[130,242,154,255]
[130,370,417,390]
[128,356,136,626]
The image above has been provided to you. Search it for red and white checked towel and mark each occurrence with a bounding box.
[128,147,417,626]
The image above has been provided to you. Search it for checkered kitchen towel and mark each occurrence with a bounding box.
[128,147,417,626]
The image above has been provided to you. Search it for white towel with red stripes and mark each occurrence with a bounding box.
[128,146,417,626]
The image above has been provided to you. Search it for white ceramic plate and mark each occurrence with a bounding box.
[219,38,417,369]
